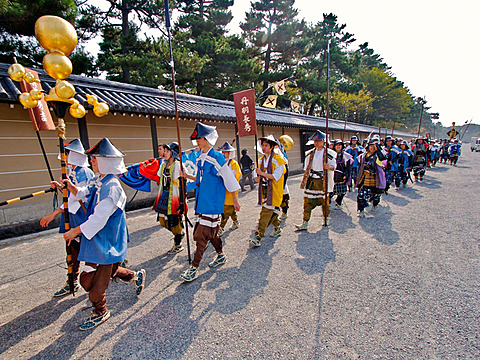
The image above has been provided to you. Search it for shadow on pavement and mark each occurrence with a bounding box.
[358,205,400,246]
[127,223,163,249]
[399,186,423,200]
[329,206,356,234]
[105,230,280,359]
[382,192,410,207]
[0,295,87,358]
[109,273,213,360]
[428,166,449,172]
[414,177,442,189]
[295,227,336,359]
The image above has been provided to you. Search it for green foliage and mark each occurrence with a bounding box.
[240,0,304,90]
[296,13,359,116]
[173,0,259,97]
[0,0,76,36]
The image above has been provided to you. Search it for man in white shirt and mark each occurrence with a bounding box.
[296,130,336,230]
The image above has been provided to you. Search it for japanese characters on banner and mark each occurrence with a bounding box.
[20,69,55,131]
[233,89,257,137]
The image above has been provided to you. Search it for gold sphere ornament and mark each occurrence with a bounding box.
[43,52,72,80]
[23,72,40,84]
[55,80,75,99]
[93,102,109,117]
[8,63,26,82]
[279,134,294,151]
[70,104,86,118]
[35,16,77,56]
[19,92,38,108]
[86,94,98,105]
[29,90,43,101]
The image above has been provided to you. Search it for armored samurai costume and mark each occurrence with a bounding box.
[411,138,427,181]
[180,123,241,282]
[295,130,336,230]
[40,139,94,297]
[331,139,352,209]
[218,142,241,236]
[249,135,286,247]
[152,142,187,254]
[356,138,387,217]
[63,138,146,330]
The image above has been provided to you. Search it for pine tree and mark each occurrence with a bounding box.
[88,0,168,83]
[173,0,259,98]
[240,0,304,91]
[296,13,358,116]
[0,0,77,67]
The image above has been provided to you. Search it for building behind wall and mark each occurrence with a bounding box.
[0,63,413,239]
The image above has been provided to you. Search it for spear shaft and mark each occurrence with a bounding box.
[0,188,55,207]
[165,0,191,263]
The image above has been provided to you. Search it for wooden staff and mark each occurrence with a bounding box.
[165,0,191,263]
[54,108,75,296]
[323,40,331,227]
[417,98,426,138]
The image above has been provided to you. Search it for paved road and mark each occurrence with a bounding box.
[0,150,479,359]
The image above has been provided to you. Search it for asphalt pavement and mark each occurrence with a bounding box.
[0,150,479,359]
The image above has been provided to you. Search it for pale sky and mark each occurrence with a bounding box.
[86,0,480,127]
[228,0,480,127]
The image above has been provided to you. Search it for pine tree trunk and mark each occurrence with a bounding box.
[262,9,275,91]
[308,100,317,116]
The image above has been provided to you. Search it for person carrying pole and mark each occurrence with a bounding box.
[61,138,146,330]
[180,123,241,282]
[249,135,286,247]
[152,141,188,255]
[295,130,336,230]
[40,139,94,297]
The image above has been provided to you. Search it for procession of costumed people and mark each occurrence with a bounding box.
[40,122,462,330]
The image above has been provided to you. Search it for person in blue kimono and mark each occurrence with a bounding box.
[180,123,241,282]
[448,139,462,166]
[345,135,364,191]
[40,139,94,297]
[62,138,146,331]
[384,136,401,194]
[397,140,413,188]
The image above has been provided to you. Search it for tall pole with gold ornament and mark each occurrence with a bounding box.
[8,16,109,295]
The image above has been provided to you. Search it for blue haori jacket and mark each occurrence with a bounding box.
[448,144,461,156]
[194,148,227,215]
[386,145,401,172]
[346,145,364,168]
[78,174,129,265]
[59,166,95,233]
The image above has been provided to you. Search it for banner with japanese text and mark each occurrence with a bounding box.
[20,69,55,131]
[233,89,257,137]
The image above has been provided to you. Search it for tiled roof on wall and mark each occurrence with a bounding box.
[0,63,414,137]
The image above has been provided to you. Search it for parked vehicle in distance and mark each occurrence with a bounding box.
[470,137,480,152]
